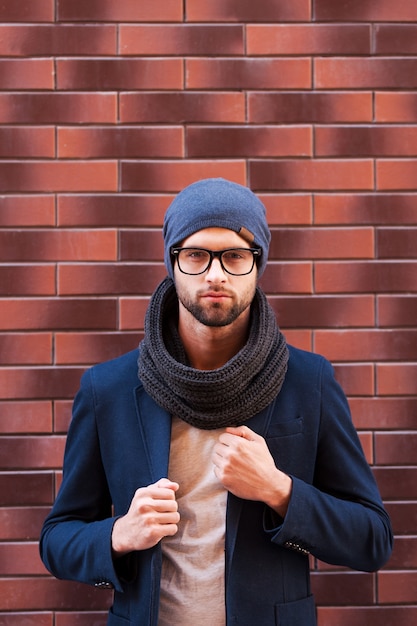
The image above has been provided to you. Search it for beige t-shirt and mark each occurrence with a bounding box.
[157,417,227,626]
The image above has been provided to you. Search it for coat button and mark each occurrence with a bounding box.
[94,581,114,589]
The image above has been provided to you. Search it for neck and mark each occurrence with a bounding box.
[177,307,251,370]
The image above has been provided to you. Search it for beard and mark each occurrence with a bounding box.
[177,289,254,328]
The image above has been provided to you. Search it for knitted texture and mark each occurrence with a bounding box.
[163,178,271,279]
[138,278,289,430]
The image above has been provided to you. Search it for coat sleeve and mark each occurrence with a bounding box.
[265,357,393,572]
[39,368,131,592]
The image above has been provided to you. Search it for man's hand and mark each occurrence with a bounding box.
[212,426,292,517]
[111,478,180,557]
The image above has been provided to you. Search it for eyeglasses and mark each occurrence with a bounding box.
[171,247,261,276]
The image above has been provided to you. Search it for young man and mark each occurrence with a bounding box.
[40,178,393,626]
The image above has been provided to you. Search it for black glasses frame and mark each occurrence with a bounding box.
[171,246,261,276]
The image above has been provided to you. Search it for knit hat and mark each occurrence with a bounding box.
[163,178,271,279]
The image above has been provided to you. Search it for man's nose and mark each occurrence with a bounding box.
[205,256,226,280]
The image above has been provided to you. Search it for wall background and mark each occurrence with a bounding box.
[0,1,416,624]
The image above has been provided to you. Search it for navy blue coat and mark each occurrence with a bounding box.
[40,345,392,626]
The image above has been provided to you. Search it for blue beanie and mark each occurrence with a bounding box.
[163,178,271,279]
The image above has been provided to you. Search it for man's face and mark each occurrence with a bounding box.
[173,227,258,328]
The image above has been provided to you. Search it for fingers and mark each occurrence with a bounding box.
[223,425,258,441]
[112,478,181,555]
[155,477,180,492]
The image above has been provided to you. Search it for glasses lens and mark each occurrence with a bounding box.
[176,248,256,275]
[177,249,211,274]
[221,249,255,274]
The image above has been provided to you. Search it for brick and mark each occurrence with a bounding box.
[0,25,117,56]
[375,433,417,466]
[377,227,417,258]
[0,401,52,434]
[55,332,139,365]
[250,160,374,191]
[269,227,373,259]
[247,25,370,55]
[377,363,417,396]
[315,261,417,293]
[0,127,54,158]
[0,368,85,400]
[58,194,170,227]
[0,265,56,296]
[0,334,52,365]
[249,92,373,124]
[0,195,55,227]
[56,614,107,626]
[333,364,374,396]
[0,577,112,611]
[359,432,373,465]
[376,92,417,123]
[120,92,245,124]
[0,473,53,506]
[0,94,117,124]
[0,1,53,21]
[0,436,65,470]
[0,543,48,575]
[349,398,417,430]
[281,330,312,352]
[58,264,166,296]
[316,58,417,89]
[314,194,417,225]
[121,160,245,192]
[0,614,52,626]
[54,401,73,433]
[119,297,151,331]
[57,0,182,21]
[187,126,312,158]
[57,59,183,90]
[120,230,163,261]
[259,262,313,295]
[58,127,183,158]
[0,162,117,193]
[186,58,311,89]
[315,0,417,21]
[0,506,50,540]
[386,535,417,568]
[375,467,417,500]
[0,59,53,89]
[0,299,117,331]
[378,160,417,191]
[317,606,417,626]
[120,25,244,55]
[314,330,417,362]
[186,0,311,22]
[311,571,375,605]
[0,230,117,262]
[375,25,417,54]
[378,295,417,327]
[386,502,417,535]
[379,572,417,604]
[262,194,312,226]
[315,125,417,157]
[269,295,374,328]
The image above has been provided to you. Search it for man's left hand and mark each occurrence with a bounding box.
[212,425,292,517]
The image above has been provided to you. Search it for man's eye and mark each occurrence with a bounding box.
[187,250,207,260]
[223,251,245,261]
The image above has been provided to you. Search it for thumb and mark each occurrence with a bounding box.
[225,425,257,440]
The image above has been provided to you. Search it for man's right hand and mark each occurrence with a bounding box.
[111,478,180,556]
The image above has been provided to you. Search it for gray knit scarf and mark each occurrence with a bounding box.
[138,277,289,430]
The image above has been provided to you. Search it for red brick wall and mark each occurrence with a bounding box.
[1,1,416,624]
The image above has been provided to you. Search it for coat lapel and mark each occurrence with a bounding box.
[225,398,277,577]
[134,385,172,482]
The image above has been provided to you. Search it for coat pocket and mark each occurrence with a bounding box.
[274,594,316,626]
[107,607,131,625]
